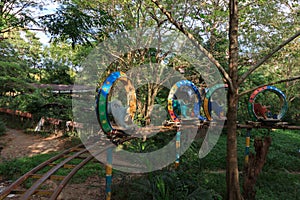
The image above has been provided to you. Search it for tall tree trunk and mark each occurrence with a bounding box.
[227,0,243,199]
[226,91,243,200]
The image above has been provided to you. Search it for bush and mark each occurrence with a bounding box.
[0,119,6,136]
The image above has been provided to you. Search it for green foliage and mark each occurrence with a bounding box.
[39,1,113,47]
[0,28,44,103]
[255,172,300,200]
[40,59,75,84]
[1,89,72,121]
[113,170,218,200]
[114,129,299,199]
[13,90,47,113]
[237,1,300,125]
[0,0,38,34]
[0,153,57,180]
[263,129,300,172]
[122,130,175,153]
[0,61,30,94]
[0,113,33,130]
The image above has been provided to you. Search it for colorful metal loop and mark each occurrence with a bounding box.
[203,84,228,121]
[248,85,288,121]
[167,80,202,122]
[96,71,137,134]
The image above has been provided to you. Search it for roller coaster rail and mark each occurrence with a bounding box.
[0,144,90,200]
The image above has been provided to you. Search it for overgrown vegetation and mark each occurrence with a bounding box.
[112,129,300,200]
[0,129,298,199]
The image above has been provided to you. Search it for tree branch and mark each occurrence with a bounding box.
[12,2,31,16]
[2,0,16,18]
[148,11,168,27]
[239,75,300,97]
[238,30,300,85]
[151,0,233,91]
[0,26,45,34]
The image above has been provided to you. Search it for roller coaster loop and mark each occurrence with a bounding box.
[203,84,228,121]
[167,80,202,122]
[96,71,137,134]
[248,85,288,121]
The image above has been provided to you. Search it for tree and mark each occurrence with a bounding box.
[0,60,29,95]
[40,59,74,84]
[151,0,300,199]
[226,0,242,198]
[0,29,43,95]
[39,0,113,48]
[0,0,46,39]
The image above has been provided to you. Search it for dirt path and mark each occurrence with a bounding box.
[0,129,109,200]
[0,129,67,162]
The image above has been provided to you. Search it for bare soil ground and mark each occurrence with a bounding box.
[0,129,67,161]
[0,129,106,200]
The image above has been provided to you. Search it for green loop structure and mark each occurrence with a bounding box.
[247,85,288,121]
[96,72,136,134]
[203,84,228,121]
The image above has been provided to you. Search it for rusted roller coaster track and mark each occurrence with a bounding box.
[0,143,112,200]
[0,131,137,200]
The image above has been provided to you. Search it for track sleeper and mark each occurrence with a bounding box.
[11,189,54,196]
[63,164,77,169]
[48,163,77,169]
[30,174,65,180]
[69,148,85,152]
[62,155,88,159]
